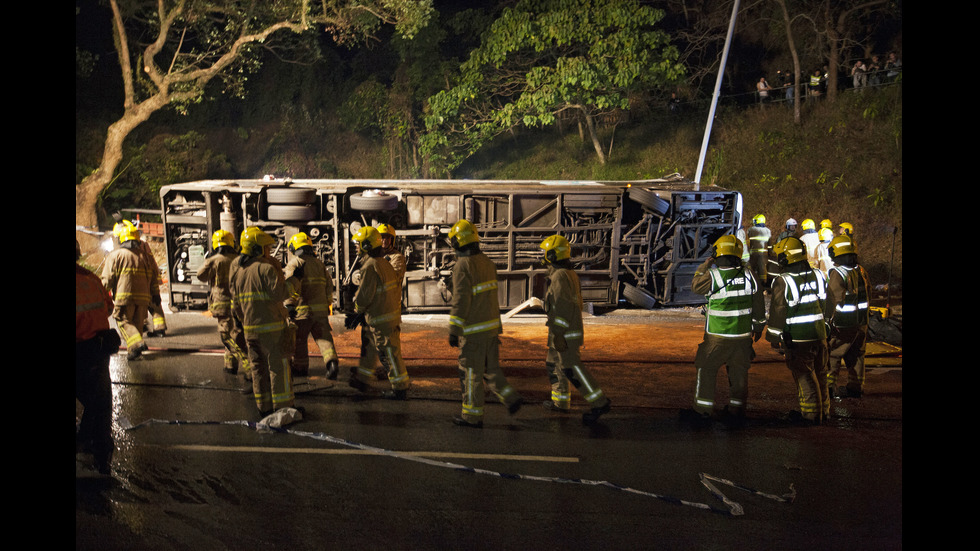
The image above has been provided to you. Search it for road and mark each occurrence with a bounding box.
[76,303,902,550]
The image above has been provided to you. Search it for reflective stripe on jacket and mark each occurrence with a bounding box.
[545,267,584,343]
[229,256,289,336]
[827,264,870,329]
[353,256,401,330]
[449,251,502,339]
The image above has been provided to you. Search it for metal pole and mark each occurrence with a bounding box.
[694,0,741,189]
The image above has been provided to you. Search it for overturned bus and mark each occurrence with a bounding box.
[159,175,743,313]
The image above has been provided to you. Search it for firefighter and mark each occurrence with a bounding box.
[374,223,406,380]
[799,218,820,269]
[447,220,523,427]
[113,219,167,337]
[229,227,295,415]
[539,234,612,426]
[746,214,771,288]
[284,232,340,380]
[103,223,155,360]
[766,237,830,426]
[777,218,799,241]
[824,235,870,399]
[682,235,766,428]
[76,238,119,476]
[815,228,835,277]
[196,229,251,378]
[345,226,411,399]
[819,218,833,232]
[838,222,854,238]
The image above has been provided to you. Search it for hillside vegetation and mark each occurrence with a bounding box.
[78,82,902,293]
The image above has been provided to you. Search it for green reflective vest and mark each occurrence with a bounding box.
[704,267,758,338]
[778,269,827,342]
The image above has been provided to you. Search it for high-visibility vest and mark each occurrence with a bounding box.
[778,269,827,342]
[704,267,758,338]
[830,265,869,328]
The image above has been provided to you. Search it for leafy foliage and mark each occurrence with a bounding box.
[421,0,685,173]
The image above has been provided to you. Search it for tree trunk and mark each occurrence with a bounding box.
[579,109,607,165]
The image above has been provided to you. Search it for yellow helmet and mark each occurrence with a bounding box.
[801,219,815,231]
[712,234,743,259]
[288,232,313,252]
[117,223,141,245]
[818,228,834,242]
[377,224,397,238]
[772,237,807,265]
[752,214,766,225]
[240,227,275,256]
[212,229,235,250]
[351,225,382,254]
[540,234,571,264]
[448,219,479,249]
[839,222,854,236]
[828,235,856,259]
[114,220,141,244]
[820,218,833,230]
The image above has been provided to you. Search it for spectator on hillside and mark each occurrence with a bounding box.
[885,52,902,82]
[851,60,867,89]
[867,55,883,87]
[778,69,794,105]
[808,70,823,99]
[757,77,773,105]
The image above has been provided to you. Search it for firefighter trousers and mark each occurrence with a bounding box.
[545,332,609,410]
[291,316,338,376]
[827,326,868,393]
[75,335,114,470]
[246,330,294,413]
[693,334,754,416]
[216,314,250,375]
[784,340,829,422]
[355,325,410,390]
[457,334,520,423]
[113,303,147,354]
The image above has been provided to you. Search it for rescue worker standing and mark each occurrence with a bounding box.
[746,214,771,288]
[76,239,119,475]
[103,224,155,360]
[113,219,167,337]
[767,237,830,426]
[346,226,411,399]
[824,235,870,399]
[684,235,766,428]
[539,234,611,426]
[284,232,340,380]
[374,223,406,380]
[799,219,820,269]
[447,220,523,427]
[815,228,835,277]
[197,230,250,377]
[229,227,295,415]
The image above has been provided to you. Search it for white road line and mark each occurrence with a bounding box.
[168,444,579,463]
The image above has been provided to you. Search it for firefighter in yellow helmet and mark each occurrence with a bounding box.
[766,236,830,426]
[229,227,295,415]
[197,229,251,378]
[447,220,523,427]
[374,223,407,380]
[284,232,340,380]
[746,214,771,288]
[102,223,155,360]
[838,222,854,238]
[346,225,411,399]
[820,218,833,231]
[815,228,835,277]
[799,218,820,269]
[113,219,167,337]
[539,234,611,425]
[682,234,766,428]
[824,235,871,399]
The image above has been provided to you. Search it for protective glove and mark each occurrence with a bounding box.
[448,334,459,348]
[344,312,365,330]
[287,305,298,320]
[553,333,568,352]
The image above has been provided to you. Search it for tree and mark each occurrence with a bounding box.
[421,0,684,174]
[76,0,433,249]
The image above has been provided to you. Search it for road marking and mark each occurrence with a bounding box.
[168,444,579,463]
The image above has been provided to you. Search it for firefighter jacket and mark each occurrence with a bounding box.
[746,225,771,255]
[228,255,290,337]
[825,264,870,330]
[76,264,113,342]
[138,241,162,299]
[386,251,407,283]
[197,250,238,317]
[691,259,766,338]
[449,249,502,340]
[544,264,584,343]
[284,253,334,320]
[352,255,401,331]
[767,265,828,346]
[102,244,154,307]
[800,230,820,269]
